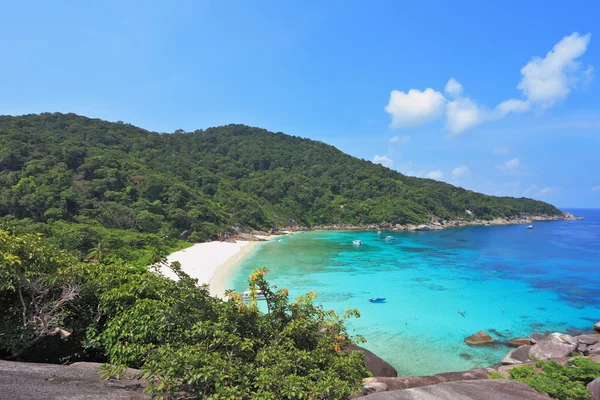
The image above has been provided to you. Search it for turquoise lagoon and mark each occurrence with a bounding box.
[226,209,600,376]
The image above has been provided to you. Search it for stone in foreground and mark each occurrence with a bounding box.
[502,345,532,365]
[361,380,551,400]
[575,333,600,345]
[528,332,578,360]
[464,331,495,346]
[347,344,398,377]
[0,360,146,400]
[588,377,600,400]
[595,321,600,332]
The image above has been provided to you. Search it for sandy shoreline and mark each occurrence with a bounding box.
[159,239,271,298]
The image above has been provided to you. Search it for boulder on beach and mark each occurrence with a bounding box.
[416,225,430,231]
[464,331,495,346]
[508,338,531,347]
[502,345,532,365]
[528,333,578,360]
[595,321,600,332]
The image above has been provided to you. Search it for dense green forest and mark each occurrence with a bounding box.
[0,112,562,260]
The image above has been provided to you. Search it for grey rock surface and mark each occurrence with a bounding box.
[0,360,147,400]
[576,333,600,345]
[588,377,600,400]
[529,333,578,360]
[501,345,532,365]
[347,344,398,377]
[361,380,550,400]
[362,369,489,392]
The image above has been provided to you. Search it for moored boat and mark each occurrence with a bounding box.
[385,236,393,241]
[526,225,534,229]
[353,240,363,246]
[368,297,386,303]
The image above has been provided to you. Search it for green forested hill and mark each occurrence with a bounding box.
[0,112,561,259]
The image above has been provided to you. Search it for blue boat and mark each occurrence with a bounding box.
[368,297,386,303]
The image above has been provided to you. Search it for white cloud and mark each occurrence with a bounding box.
[536,186,555,196]
[390,135,411,144]
[373,155,393,168]
[444,78,463,98]
[452,165,470,178]
[425,170,443,180]
[385,33,592,134]
[384,88,446,128]
[503,157,520,170]
[592,186,600,192]
[493,146,511,155]
[519,33,591,107]
[446,95,485,134]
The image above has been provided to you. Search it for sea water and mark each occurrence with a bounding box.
[226,209,600,376]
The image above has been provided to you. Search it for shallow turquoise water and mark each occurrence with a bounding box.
[226,209,600,376]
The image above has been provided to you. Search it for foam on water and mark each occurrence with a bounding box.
[226,209,600,375]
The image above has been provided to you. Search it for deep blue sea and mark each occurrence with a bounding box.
[226,209,600,376]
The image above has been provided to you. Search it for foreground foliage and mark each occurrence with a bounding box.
[0,113,562,258]
[0,231,369,399]
[492,357,600,400]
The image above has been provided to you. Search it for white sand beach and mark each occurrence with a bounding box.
[159,239,267,297]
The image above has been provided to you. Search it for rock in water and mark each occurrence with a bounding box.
[502,345,532,365]
[464,331,495,346]
[595,321,600,332]
[508,338,531,347]
[588,377,600,400]
[528,333,578,360]
[346,344,397,377]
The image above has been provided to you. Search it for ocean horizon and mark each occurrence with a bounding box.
[226,209,600,376]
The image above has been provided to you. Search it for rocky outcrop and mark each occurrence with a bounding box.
[416,225,430,231]
[361,380,551,400]
[595,321,600,332]
[589,377,600,400]
[464,331,495,346]
[587,344,600,356]
[501,345,532,365]
[507,338,531,347]
[574,333,600,345]
[360,369,490,392]
[346,344,398,377]
[564,212,584,220]
[528,333,578,360]
[0,360,147,400]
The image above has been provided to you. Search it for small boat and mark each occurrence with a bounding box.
[369,297,386,303]
[526,225,534,229]
[385,236,393,241]
[242,290,266,300]
[377,230,382,235]
[353,240,363,246]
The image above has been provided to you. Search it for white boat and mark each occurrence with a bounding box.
[385,236,393,241]
[353,240,363,246]
[526,225,534,229]
[377,230,382,235]
[242,290,266,300]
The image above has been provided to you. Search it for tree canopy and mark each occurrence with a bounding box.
[0,112,562,257]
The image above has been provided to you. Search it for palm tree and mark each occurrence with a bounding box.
[85,241,105,263]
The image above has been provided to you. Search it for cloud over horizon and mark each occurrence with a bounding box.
[384,32,593,134]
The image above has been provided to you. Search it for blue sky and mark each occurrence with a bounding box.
[1,1,599,208]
